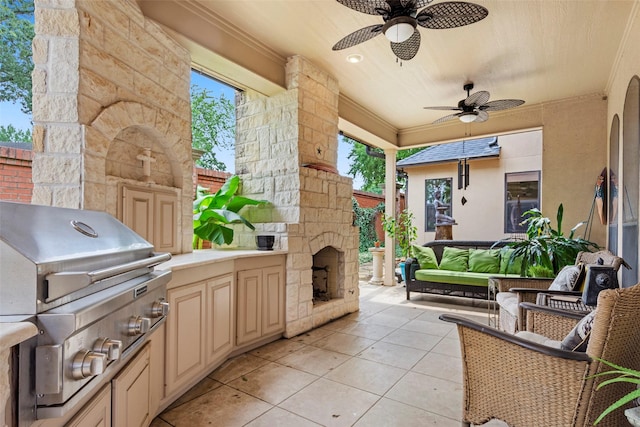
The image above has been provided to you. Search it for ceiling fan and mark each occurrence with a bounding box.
[425,83,525,124]
[332,0,488,61]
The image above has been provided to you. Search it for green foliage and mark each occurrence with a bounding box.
[352,198,384,253]
[0,124,30,142]
[191,84,235,171]
[382,209,417,259]
[342,134,421,192]
[193,175,267,247]
[0,0,34,114]
[506,204,599,276]
[526,265,554,278]
[592,358,640,424]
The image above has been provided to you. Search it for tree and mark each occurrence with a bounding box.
[343,134,421,193]
[191,84,235,171]
[0,0,34,114]
[0,124,31,142]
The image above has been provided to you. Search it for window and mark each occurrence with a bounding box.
[505,171,540,233]
[425,178,452,232]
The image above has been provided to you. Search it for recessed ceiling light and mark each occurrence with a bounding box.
[346,54,363,64]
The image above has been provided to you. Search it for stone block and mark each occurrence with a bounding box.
[53,185,81,208]
[80,68,117,106]
[32,93,78,122]
[32,125,45,152]
[32,155,81,184]
[78,94,103,125]
[47,124,82,153]
[31,68,47,94]
[31,185,53,205]
[50,38,79,93]
[81,43,134,91]
[130,22,164,60]
[82,181,106,211]
[32,37,49,65]
[35,8,80,37]
[79,10,104,48]
[77,0,129,36]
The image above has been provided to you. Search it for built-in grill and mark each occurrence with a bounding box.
[0,201,172,425]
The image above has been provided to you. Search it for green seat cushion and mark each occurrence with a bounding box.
[415,269,521,287]
[439,247,469,272]
[412,245,438,269]
[469,249,501,273]
[499,248,524,275]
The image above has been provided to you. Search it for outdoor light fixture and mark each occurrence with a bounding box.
[346,54,363,63]
[459,112,478,123]
[382,17,416,43]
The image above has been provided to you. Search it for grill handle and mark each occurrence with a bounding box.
[45,252,171,302]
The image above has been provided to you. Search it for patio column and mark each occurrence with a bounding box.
[384,148,397,286]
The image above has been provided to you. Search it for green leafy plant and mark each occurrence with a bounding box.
[193,175,267,248]
[505,204,599,276]
[527,265,554,278]
[382,209,417,259]
[592,358,640,424]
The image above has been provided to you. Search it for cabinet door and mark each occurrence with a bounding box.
[112,343,151,427]
[154,192,178,253]
[66,384,111,427]
[165,282,206,396]
[206,274,234,365]
[122,187,154,242]
[262,265,285,336]
[236,269,262,345]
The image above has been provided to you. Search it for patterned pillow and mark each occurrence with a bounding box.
[548,265,584,291]
[560,310,596,352]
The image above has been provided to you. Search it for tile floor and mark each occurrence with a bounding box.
[151,278,508,427]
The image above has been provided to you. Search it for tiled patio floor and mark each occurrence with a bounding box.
[151,268,508,427]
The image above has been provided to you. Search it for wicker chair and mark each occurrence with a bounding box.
[440,283,640,427]
[491,250,628,333]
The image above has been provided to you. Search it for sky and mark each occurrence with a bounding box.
[0,71,362,188]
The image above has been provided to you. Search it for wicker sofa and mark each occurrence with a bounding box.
[404,240,519,300]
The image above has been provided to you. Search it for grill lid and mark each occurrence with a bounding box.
[0,201,153,265]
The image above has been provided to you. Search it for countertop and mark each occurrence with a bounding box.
[157,248,287,271]
[0,321,38,351]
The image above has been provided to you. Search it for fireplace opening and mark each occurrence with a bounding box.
[312,246,344,304]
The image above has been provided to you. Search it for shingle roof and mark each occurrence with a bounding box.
[397,136,499,167]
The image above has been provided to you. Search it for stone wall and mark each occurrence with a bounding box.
[31,0,193,252]
[236,56,359,338]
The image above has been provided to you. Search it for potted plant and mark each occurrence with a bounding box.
[193,175,268,248]
[382,209,418,281]
[592,358,640,425]
[504,204,599,276]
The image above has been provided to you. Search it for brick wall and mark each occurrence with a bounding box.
[0,146,33,203]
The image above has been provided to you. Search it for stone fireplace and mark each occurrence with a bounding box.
[236,56,360,338]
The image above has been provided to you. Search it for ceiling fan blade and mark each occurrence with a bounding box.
[475,110,489,122]
[416,1,488,29]
[390,29,420,60]
[433,112,462,124]
[464,90,490,107]
[480,99,526,111]
[336,0,390,16]
[414,0,435,9]
[332,25,384,50]
[424,106,462,111]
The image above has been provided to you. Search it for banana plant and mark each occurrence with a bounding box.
[193,175,267,247]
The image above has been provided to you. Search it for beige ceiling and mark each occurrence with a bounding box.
[138,0,637,150]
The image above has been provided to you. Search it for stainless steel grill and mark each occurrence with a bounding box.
[0,201,172,425]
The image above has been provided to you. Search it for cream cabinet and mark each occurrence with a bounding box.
[112,343,151,427]
[165,282,206,397]
[66,384,111,427]
[206,274,234,365]
[236,265,285,346]
[121,185,178,253]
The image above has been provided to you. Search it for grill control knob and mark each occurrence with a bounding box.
[150,300,170,318]
[93,338,123,361]
[71,350,107,379]
[128,316,151,336]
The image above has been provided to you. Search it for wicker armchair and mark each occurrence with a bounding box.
[440,283,640,427]
[491,250,627,333]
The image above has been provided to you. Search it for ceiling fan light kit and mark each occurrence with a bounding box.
[333,0,488,61]
[383,16,416,43]
[459,112,478,123]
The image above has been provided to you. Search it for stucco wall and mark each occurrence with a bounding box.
[405,131,542,242]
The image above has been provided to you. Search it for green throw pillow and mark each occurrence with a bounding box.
[439,247,469,272]
[499,248,523,275]
[412,245,438,269]
[469,249,501,273]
